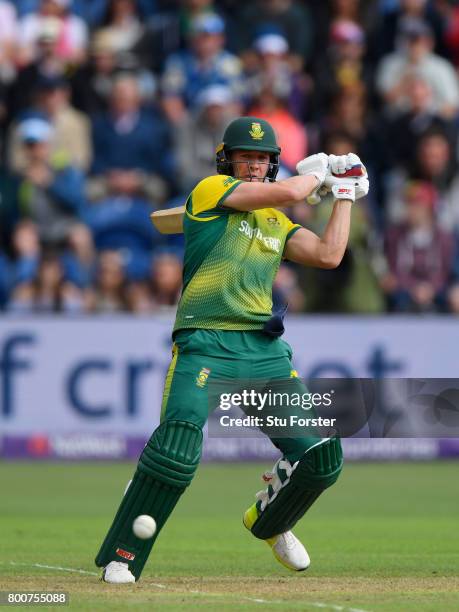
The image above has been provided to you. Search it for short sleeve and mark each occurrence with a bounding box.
[276,209,302,241]
[187,175,242,219]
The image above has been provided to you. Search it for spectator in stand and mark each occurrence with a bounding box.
[134,0,221,73]
[247,74,307,173]
[383,181,454,312]
[234,0,313,69]
[91,250,127,312]
[385,129,459,232]
[0,0,18,87]
[161,13,243,125]
[321,84,368,150]
[100,0,145,56]
[82,188,163,282]
[247,33,311,122]
[11,117,86,247]
[376,17,459,118]
[70,29,118,116]
[383,74,456,170]
[313,19,369,112]
[90,74,174,202]
[369,0,445,63]
[8,75,92,173]
[149,251,183,310]
[17,0,88,67]
[61,223,97,291]
[8,17,71,117]
[173,84,239,193]
[8,221,41,302]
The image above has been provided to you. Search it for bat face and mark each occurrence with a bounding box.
[150,206,185,234]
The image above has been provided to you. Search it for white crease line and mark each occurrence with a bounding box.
[9,562,98,576]
[9,562,167,589]
[7,562,370,611]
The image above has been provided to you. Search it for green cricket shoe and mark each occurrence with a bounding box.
[243,503,310,572]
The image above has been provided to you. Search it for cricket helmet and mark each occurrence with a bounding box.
[216,116,281,181]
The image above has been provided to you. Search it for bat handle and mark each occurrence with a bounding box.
[307,191,321,205]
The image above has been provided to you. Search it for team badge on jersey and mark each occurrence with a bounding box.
[196,367,211,388]
[249,122,264,140]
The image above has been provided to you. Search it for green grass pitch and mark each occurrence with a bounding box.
[0,461,458,611]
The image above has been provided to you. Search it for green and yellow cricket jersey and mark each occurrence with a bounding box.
[173,174,301,333]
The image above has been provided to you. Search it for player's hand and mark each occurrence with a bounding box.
[328,153,363,176]
[296,153,329,184]
[324,153,369,202]
[330,175,369,203]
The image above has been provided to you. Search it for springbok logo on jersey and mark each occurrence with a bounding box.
[196,367,211,388]
[249,122,264,140]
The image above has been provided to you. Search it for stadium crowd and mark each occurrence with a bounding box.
[1,0,459,314]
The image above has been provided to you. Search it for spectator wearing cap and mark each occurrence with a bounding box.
[376,17,459,118]
[17,0,88,67]
[234,0,313,69]
[247,33,310,122]
[161,12,243,125]
[7,74,92,173]
[89,73,174,203]
[313,19,369,113]
[382,180,455,312]
[247,64,307,172]
[173,84,240,192]
[12,117,86,246]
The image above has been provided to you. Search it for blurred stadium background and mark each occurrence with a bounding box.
[1,0,459,461]
[1,2,459,609]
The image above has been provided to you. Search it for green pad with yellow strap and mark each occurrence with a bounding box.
[95,420,202,580]
[246,437,343,540]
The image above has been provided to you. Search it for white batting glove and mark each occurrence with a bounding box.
[330,175,369,203]
[296,153,329,184]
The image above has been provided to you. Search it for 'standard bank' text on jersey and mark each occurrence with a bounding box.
[173,175,301,333]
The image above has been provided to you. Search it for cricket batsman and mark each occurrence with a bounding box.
[96,116,369,583]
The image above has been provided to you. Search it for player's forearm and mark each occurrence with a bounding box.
[225,175,319,211]
[316,200,352,269]
[277,174,320,205]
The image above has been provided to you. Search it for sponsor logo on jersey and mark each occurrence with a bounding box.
[116,548,135,561]
[267,217,280,226]
[249,122,264,140]
[238,220,281,253]
[196,367,211,388]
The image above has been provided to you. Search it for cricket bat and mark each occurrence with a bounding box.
[150,205,185,234]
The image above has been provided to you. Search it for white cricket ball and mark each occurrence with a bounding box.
[132,514,157,539]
